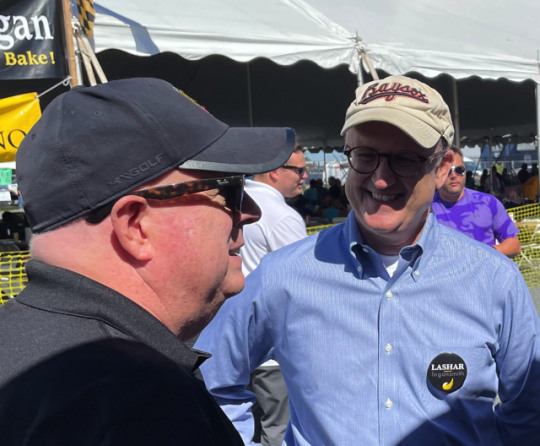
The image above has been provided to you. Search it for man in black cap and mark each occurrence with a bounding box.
[0,78,295,445]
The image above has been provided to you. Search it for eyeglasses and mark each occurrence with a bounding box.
[280,165,307,176]
[448,165,466,176]
[86,175,245,224]
[344,146,447,178]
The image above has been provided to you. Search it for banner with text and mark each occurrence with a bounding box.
[0,93,41,162]
[0,0,66,80]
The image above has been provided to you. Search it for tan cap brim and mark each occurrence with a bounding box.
[340,107,442,149]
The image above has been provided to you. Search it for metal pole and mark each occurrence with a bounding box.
[356,47,364,87]
[451,77,460,146]
[489,129,493,195]
[61,0,78,86]
[323,150,327,185]
[536,83,540,196]
[246,62,254,127]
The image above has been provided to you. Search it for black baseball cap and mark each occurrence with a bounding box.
[16,78,295,233]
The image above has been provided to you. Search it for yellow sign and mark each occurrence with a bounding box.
[0,93,41,162]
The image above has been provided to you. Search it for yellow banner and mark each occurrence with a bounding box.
[0,93,41,163]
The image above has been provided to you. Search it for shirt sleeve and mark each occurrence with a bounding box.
[195,265,275,446]
[267,213,307,252]
[494,271,540,445]
[492,198,519,242]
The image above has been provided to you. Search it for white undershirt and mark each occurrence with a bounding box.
[378,253,400,277]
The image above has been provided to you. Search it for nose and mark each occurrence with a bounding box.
[370,156,396,189]
[448,168,458,179]
[301,170,308,180]
[235,192,261,227]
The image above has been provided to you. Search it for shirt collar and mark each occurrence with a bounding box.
[245,179,285,202]
[16,260,209,373]
[343,210,440,281]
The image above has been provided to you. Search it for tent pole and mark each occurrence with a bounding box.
[61,0,78,86]
[323,151,327,185]
[489,129,493,195]
[536,83,540,196]
[246,62,254,127]
[451,78,460,147]
[356,47,364,87]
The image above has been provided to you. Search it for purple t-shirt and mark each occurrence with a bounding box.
[432,188,519,245]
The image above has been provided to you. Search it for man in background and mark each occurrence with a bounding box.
[240,143,307,446]
[432,146,521,257]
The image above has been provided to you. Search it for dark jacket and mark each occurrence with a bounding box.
[0,260,243,446]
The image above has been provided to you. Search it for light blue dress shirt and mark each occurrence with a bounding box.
[196,212,540,446]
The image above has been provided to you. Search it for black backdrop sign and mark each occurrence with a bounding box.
[0,0,66,80]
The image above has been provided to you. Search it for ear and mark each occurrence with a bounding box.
[268,169,280,183]
[435,150,454,189]
[110,196,153,262]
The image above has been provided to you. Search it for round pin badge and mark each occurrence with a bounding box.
[427,353,467,394]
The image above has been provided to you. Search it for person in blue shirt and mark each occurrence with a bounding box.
[196,76,540,446]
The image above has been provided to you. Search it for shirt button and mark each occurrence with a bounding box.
[386,291,392,299]
[385,344,392,353]
[357,266,362,272]
[363,248,369,253]
[385,398,393,409]
[414,270,420,276]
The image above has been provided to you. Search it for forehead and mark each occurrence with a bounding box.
[345,122,425,153]
[453,152,463,165]
[287,150,306,165]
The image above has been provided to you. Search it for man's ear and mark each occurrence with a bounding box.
[110,196,153,262]
[268,169,280,183]
[435,150,454,189]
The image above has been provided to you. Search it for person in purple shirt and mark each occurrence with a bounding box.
[432,146,521,257]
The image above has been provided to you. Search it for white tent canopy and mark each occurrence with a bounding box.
[92,0,540,82]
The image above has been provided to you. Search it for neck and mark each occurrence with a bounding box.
[357,208,429,255]
[438,187,465,202]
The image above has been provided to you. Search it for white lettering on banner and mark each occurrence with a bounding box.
[0,15,53,51]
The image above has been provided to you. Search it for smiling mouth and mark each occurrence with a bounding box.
[370,191,399,203]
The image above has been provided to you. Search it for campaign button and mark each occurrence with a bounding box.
[427,353,467,394]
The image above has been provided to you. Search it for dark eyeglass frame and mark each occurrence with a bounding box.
[86,175,245,224]
[344,146,448,178]
[448,165,466,176]
[280,165,307,176]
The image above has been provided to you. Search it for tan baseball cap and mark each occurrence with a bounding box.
[341,75,455,148]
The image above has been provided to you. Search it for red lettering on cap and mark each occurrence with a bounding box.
[356,82,430,106]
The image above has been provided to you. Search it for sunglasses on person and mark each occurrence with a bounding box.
[86,175,245,224]
[280,165,307,176]
[344,146,448,178]
[448,165,466,176]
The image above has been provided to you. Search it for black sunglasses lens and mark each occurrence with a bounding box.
[454,166,466,175]
[223,184,244,214]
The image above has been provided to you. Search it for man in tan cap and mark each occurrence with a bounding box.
[195,76,540,445]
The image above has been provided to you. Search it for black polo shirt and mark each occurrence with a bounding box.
[0,260,243,446]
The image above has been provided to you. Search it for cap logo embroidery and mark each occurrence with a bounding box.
[107,153,164,187]
[358,82,429,106]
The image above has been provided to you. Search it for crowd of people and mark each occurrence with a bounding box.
[0,75,539,446]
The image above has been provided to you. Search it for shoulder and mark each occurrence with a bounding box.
[436,221,519,278]
[0,339,206,445]
[258,223,344,275]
